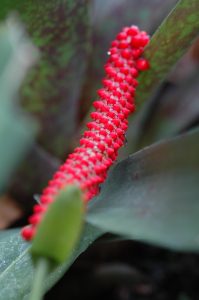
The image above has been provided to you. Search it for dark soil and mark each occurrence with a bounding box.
[45,236,199,300]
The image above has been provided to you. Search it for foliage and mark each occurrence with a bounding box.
[0,16,37,192]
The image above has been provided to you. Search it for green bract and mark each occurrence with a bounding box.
[31,185,85,264]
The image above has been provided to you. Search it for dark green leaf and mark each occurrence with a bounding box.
[0,225,102,300]
[0,230,31,299]
[134,75,199,150]
[123,71,199,155]
[87,129,199,251]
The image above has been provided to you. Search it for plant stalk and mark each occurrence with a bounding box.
[29,258,49,300]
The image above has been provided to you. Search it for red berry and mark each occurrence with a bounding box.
[127,26,139,36]
[117,32,127,40]
[136,58,150,71]
[121,50,132,59]
[118,41,128,49]
[29,214,42,225]
[33,205,47,213]
[21,226,35,241]
[132,49,142,59]
[131,35,144,48]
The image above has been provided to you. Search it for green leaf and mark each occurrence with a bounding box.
[135,75,199,150]
[0,16,38,110]
[0,230,32,299]
[87,128,199,251]
[0,225,103,300]
[0,114,35,192]
[0,0,91,157]
[123,72,199,154]
[136,0,199,107]
[0,16,37,192]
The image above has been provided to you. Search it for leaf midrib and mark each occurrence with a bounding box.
[0,247,30,281]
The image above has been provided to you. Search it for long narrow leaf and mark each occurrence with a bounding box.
[136,0,199,106]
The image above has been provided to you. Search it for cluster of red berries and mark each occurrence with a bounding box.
[22,25,150,241]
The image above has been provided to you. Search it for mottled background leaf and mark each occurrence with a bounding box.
[0,0,91,158]
[136,0,199,106]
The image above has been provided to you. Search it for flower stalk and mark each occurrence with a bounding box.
[29,258,49,300]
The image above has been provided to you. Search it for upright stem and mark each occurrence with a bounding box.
[29,258,49,300]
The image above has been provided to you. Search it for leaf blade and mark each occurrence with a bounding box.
[87,128,199,251]
[0,225,103,300]
[0,16,37,192]
[136,0,199,106]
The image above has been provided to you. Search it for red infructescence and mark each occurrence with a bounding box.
[22,25,150,241]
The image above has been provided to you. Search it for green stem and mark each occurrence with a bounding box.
[136,0,199,106]
[29,258,50,300]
